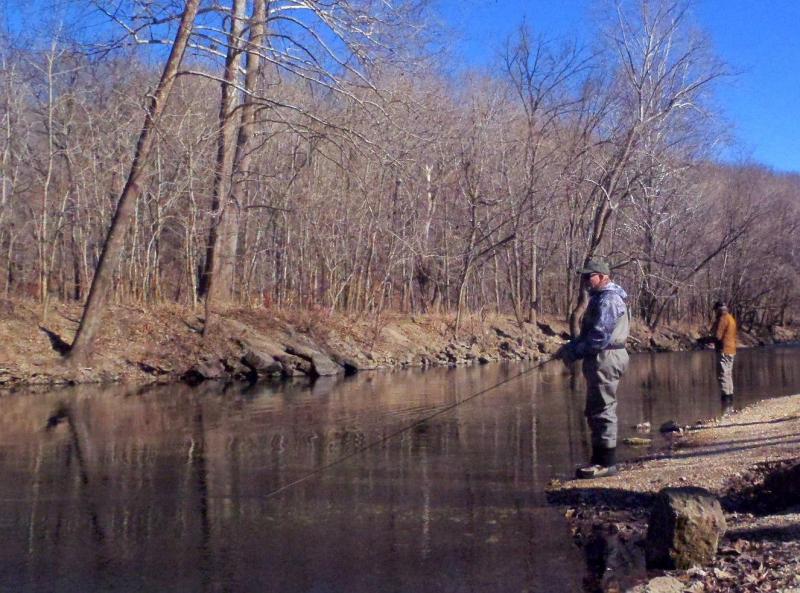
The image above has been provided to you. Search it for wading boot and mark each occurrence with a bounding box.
[576,464,618,479]
[721,394,734,416]
[576,446,618,479]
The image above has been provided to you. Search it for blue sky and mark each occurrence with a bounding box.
[434,0,800,173]
[4,0,799,172]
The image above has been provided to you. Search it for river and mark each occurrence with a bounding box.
[1,345,799,592]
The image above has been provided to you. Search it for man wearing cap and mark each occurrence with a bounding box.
[703,301,737,404]
[557,259,630,479]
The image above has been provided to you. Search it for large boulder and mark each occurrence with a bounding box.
[274,352,313,376]
[284,340,343,377]
[241,350,282,376]
[221,318,342,378]
[225,324,306,377]
[182,358,227,384]
[330,353,375,373]
[645,487,727,569]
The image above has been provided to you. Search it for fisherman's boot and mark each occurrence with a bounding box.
[576,446,618,479]
[721,393,734,416]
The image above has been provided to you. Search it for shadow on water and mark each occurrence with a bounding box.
[545,488,654,593]
[0,346,799,592]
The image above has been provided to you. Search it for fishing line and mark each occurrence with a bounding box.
[261,355,558,499]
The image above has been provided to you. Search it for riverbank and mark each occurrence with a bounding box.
[548,393,800,593]
[1,297,796,389]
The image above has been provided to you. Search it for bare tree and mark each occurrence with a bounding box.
[0,0,796,343]
[567,0,726,334]
[68,0,202,363]
[202,0,247,333]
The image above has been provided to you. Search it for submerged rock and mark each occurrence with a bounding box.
[645,486,727,569]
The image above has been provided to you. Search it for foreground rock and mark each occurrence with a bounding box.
[645,487,727,569]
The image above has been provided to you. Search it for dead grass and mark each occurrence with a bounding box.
[2,297,796,389]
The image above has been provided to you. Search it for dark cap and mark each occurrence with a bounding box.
[576,259,611,276]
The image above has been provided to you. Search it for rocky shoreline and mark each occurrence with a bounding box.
[547,394,800,593]
[1,298,797,390]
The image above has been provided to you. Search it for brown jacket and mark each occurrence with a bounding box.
[711,312,737,355]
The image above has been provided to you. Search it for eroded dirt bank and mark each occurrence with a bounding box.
[548,394,800,593]
[0,297,796,389]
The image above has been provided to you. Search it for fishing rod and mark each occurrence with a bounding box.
[261,354,560,499]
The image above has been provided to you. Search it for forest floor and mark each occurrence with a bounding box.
[0,297,796,389]
[548,394,800,593]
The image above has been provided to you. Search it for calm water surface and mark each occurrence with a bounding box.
[1,346,799,592]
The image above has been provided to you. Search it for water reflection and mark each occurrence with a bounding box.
[0,346,798,592]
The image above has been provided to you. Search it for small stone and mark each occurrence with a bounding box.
[623,437,653,446]
[242,350,282,375]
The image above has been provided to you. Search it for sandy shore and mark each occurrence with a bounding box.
[548,393,800,592]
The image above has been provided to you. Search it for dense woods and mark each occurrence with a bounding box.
[0,0,797,356]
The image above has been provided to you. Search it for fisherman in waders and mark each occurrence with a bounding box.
[557,259,630,479]
[701,301,737,410]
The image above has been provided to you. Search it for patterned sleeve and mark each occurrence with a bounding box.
[570,292,626,359]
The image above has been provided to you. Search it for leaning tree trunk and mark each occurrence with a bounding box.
[68,0,201,363]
